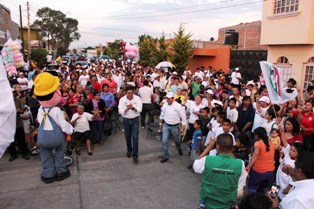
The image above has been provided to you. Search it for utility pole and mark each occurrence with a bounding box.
[19,5,24,56]
[27,2,31,62]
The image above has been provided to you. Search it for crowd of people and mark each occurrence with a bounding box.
[6,57,314,208]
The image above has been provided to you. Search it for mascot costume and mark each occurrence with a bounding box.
[34,72,73,183]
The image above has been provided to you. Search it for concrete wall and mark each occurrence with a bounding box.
[261,0,314,45]
[188,47,230,71]
[267,45,314,90]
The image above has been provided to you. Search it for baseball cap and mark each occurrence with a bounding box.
[166,92,174,98]
[206,89,214,95]
[259,96,270,104]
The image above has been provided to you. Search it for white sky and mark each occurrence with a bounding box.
[1,0,262,49]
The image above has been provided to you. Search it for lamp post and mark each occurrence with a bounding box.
[118,40,126,67]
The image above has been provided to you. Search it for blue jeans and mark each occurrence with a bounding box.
[162,123,182,159]
[248,169,274,194]
[91,120,104,143]
[123,117,140,157]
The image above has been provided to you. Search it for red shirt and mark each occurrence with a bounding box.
[69,93,83,113]
[287,134,303,145]
[301,111,314,136]
[100,79,117,94]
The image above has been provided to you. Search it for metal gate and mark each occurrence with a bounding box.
[230,50,267,81]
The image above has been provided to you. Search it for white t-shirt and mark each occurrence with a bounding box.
[262,120,278,136]
[252,103,268,131]
[71,112,93,133]
[138,86,153,104]
[188,102,204,124]
[231,72,241,85]
[79,75,90,88]
[227,107,238,131]
[17,77,28,91]
[276,144,295,199]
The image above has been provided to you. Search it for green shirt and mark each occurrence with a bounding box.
[200,154,243,209]
[190,81,201,97]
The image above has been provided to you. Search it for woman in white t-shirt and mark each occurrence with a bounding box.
[188,95,204,138]
[71,105,94,155]
[262,107,278,136]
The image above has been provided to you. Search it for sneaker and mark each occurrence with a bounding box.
[41,176,55,184]
[141,126,145,129]
[9,155,17,162]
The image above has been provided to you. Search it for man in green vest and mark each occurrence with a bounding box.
[193,133,247,209]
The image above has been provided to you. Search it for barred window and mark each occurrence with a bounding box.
[276,56,291,87]
[274,0,299,14]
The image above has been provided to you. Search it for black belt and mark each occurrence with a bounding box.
[165,122,179,127]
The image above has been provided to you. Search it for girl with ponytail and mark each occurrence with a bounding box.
[246,127,275,194]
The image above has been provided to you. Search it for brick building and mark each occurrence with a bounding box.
[0,4,19,48]
[217,21,267,50]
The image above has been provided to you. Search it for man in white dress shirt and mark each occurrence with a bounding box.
[159,92,187,163]
[270,152,314,209]
[138,80,154,129]
[118,86,143,163]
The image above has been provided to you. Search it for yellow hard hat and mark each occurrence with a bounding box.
[34,72,60,96]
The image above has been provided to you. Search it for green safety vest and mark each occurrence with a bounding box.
[200,154,243,209]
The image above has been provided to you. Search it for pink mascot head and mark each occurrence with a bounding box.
[33,72,61,107]
[125,43,139,59]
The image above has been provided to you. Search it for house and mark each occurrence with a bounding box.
[0,4,19,48]
[260,0,314,91]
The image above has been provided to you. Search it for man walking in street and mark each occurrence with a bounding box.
[118,86,142,163]
[194,133,247,209]
[159,92,186,163]
[138,80,154,129]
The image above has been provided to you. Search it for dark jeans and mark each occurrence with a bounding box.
[140,103,153,127]
[91,120,105,143]
[123,117,140,157]
[8,127,29,156]
[248,169,274,194]
[303,135,312,152]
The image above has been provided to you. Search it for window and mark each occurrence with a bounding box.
[276,56,292,87]
[303,57,314,92]
[274,0,299,15]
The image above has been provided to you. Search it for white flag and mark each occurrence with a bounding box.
[259,61,298,104]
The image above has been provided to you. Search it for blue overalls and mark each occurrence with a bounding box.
[38,107,68,178]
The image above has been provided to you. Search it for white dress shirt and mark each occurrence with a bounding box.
[37,107,73,135]
[160,101,187,126]
[138,86,153,104]
[280,179,314,209]
[118,95,143,119]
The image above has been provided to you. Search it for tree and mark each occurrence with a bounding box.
[30,48,48,68]
[138,35,157,67]
[33,7,80,51]
[171,25,193,74]
[152,33,170,64]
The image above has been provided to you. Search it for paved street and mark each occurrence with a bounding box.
[0,126,202,209]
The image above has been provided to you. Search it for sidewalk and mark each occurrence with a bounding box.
[0,127,202,209]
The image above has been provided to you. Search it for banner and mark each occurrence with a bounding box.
[259,61,298,104]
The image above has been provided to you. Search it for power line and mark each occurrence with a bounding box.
[77,0,260,20]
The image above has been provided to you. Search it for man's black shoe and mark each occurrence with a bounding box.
[127,152,132,158]
[187,164,193,169]
[22,154,30,160]
[41,176,55,184]
[55,169,71,181]
[133,156,138,164]
[178,150,183,156]
[160,158,168,163]
[9,155,17,162]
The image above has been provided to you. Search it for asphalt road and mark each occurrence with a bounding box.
[0,125,202,209]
